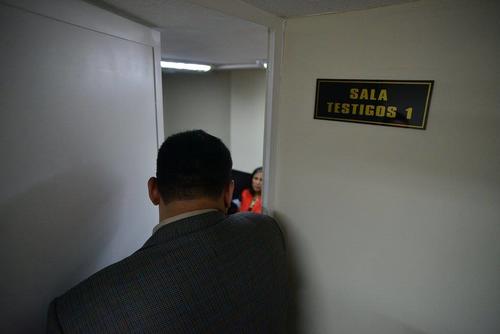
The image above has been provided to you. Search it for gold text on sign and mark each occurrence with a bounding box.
[349,88,388,101]
[326,103,398,118]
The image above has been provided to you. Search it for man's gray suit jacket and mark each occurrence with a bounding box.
[47,211,287,333]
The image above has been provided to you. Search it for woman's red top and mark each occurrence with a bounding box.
[239,189,262,213]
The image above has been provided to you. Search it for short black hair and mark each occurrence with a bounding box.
[156,130,232,203]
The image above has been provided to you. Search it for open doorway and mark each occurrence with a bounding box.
[162,67,267,213]
[91,0,278,213]
[156,6,268,213]
[162,68,267,174]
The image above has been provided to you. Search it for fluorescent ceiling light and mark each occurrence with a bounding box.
[160,61,211,72]
[216,64,261,70]
[216,60,268,70]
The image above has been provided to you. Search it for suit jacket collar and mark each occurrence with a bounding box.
[141,210,226,250]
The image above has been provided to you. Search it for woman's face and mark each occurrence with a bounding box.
[252,171,263,193]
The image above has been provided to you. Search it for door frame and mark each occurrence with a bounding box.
[188,0,285,213]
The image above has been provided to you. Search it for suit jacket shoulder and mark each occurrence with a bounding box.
[47,211,287,333]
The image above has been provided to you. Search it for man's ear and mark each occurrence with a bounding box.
[148,177,161,206]
[223,180,235,210]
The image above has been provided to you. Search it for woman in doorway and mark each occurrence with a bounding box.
[239,167,263,213]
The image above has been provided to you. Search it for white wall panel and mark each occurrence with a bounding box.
[0,2,161,332]
[273,0,500,333]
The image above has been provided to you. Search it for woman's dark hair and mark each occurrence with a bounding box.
[156,130,232,203]
[249,167,263,196]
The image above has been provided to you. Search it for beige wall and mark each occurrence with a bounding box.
[163,69,266,172]
[230,70,266,172]
[272,1,500,333]
[163,71,231,146]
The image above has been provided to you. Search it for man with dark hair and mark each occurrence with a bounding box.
[154,129,233,203]
[47,130,288,333]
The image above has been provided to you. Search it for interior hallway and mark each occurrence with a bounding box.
[1,0,499,333]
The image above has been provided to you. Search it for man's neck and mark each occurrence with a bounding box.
[159,198,225,221]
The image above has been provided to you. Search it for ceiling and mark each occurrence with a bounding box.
[240,0,415,18]
[91,0,415,66]
[93,0,269,66]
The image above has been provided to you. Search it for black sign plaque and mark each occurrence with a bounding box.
[314,79,433,129]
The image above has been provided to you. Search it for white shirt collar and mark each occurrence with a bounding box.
[152,209,218,234]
